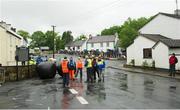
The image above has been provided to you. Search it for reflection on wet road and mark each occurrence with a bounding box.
[0,64,180,109]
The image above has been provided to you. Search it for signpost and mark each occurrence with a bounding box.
[15,46,29,81]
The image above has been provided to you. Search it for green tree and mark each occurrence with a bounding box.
[75,34,87,41]
[101,26,121,36]
[30,31,46,48]
[45,31,63,50]
[120,26,138,48]
[61,31,74,49]
[101,17,151,49]
[17,30,30,41]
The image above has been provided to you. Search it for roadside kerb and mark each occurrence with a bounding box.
[107,66,180,80]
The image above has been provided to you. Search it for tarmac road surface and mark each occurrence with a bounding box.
[0,61,180,109]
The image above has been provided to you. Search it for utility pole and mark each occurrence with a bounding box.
[176,0,179,11]
[52,25,56,58]
[175,0,179,16]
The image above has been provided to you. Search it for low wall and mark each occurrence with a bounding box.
[0,65,37,82]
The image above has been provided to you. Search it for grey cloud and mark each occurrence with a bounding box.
[0,0,179,37]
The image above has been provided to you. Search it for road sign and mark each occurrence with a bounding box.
[15,46,29,62]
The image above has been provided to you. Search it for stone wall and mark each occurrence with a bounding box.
[0,65,37,82]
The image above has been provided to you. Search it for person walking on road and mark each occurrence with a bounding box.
[69,57,76,80]
[85,56,93,83]
[97,57,106,82]
[75,57,83,81]
[169,53,178,77]
[92,57,100,81]
[61,57,70,88]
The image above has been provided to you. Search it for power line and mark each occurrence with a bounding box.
[65,0,126,25]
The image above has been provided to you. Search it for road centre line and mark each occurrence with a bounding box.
[76,96,89,104]
[69,88,89,104]
[69,88,78,94]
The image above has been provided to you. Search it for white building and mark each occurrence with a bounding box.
[0,21,23,66]
[65,40,87,51]
[86,34,119,52]
[127,11,180,70]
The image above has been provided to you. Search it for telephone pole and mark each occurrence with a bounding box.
[176,0,179,10]
[52,25,56,58]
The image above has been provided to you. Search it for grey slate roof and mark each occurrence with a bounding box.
[141,34,170,42]
[159,39,180,48]
[160,13,180,20]
[87,35,116,43]
[65,40,86,47]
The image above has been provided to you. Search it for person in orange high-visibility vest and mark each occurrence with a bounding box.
[75,57,83,80]
[61,57,70,88]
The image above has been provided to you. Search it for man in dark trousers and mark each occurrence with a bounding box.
[84,56,93,83]
[169,53,178,77]
[92,57,99,81]
[61,57,70,87]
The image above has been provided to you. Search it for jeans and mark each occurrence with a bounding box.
[99,69,105,82]
[169,64,176,76]
[76,68,83,80]
[63,73,69,87]
[87,68,93,83]
[93,68,99,80]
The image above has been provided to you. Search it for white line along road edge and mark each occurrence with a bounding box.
[76,96,89,104]
[69,89,78,94]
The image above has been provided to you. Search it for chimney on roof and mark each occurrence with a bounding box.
[11,27,16,32]
[0,21,6,28]
[89,34,92,39]
[175,9,180,16]
[0,21,11,29]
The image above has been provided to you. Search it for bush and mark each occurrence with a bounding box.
[130,59,135,66]
[142,60,149,68]
[152,60,155,68]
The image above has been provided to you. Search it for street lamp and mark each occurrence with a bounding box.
[52,25,56,58]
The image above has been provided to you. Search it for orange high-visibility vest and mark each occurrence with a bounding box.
[61,60,69,73]
[76,60,83,69]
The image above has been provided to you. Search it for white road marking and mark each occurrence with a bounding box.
[69,88,78,94]
[76,96,89,104]
[48,106,50,110]
[42,96,47,100]
[25,99,33,102]
[36,103,43,106]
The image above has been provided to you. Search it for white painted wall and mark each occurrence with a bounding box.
[87,41,115,52]
[152,42,169,69]
[81,42,86,51]
[0,27,21,66]
[169,48,180,70]
[140,14,180,39]
[127,35,155,66]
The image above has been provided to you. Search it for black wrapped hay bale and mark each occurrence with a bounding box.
[37,62,56,79]
[57,64,63,77]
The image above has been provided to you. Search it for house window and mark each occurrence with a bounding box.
[101,43,103,47]
[143,48,152,58]
[107,42,109,47]
[91,43,94,47]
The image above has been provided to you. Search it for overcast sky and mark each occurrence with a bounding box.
[0,0,179,37]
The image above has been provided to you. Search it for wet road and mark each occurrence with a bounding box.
[0,59,180,109]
